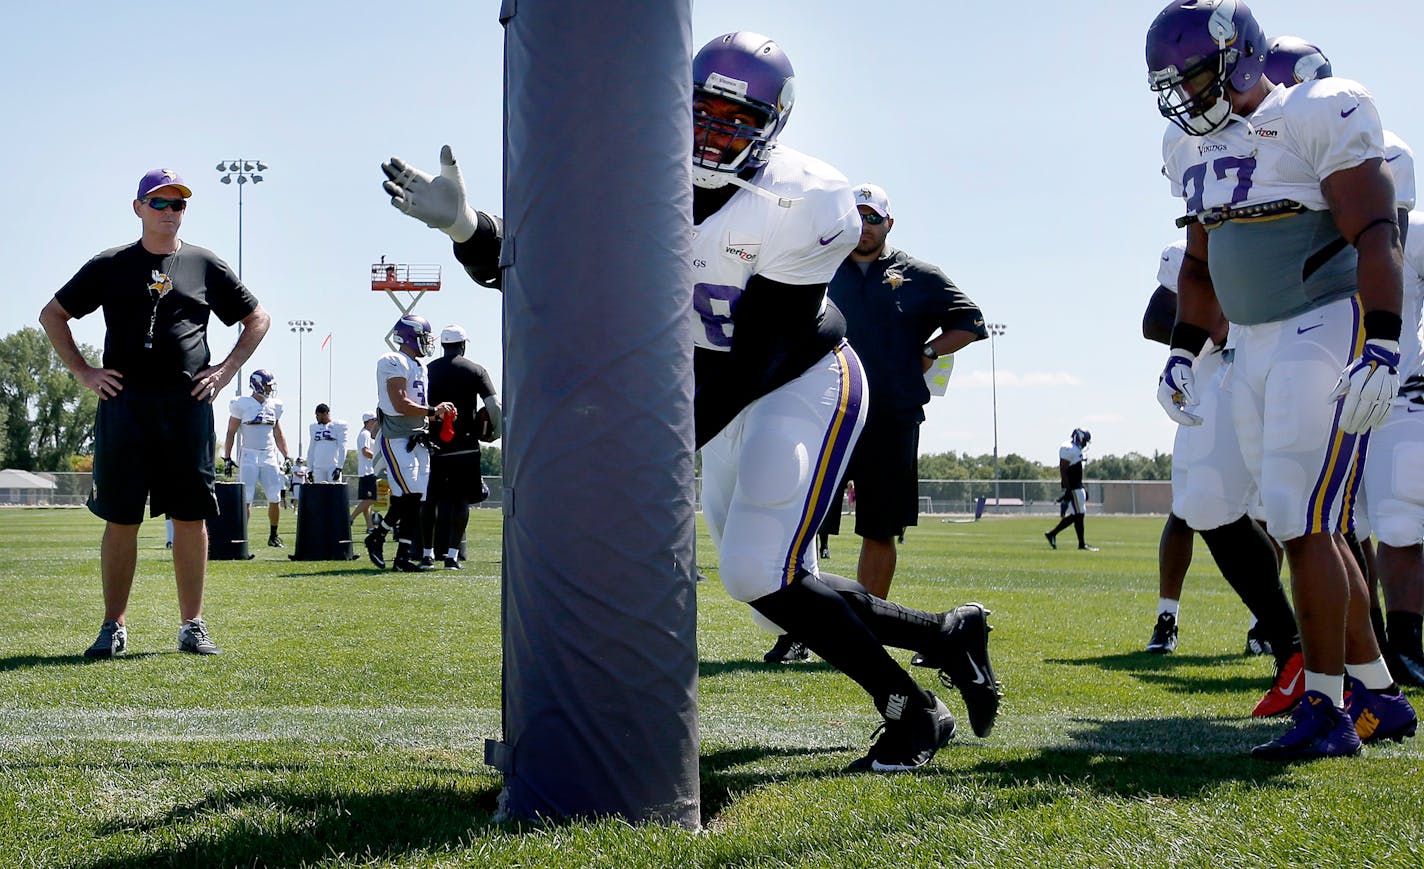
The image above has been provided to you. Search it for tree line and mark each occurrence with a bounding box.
[3,328,1166,481]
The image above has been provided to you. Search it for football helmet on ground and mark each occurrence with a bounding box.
[392,314,435,357]
[1146,0,1268,136]
[249,369,276,397]
[692,31,795,190]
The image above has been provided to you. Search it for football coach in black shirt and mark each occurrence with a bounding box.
[40,167,271,658]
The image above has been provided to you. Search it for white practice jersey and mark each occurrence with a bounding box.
[1060,442,1085,467]
[1385,130,1416,211]
[1403,210,1424,384]
[689,144,858,352]
[308,419,348,476]
[1162,78,1384,216]
[230,395,283,457]
[356,428,375,476]
[376,352,428,439]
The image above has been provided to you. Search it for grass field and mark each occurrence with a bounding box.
[1,508,1420,868]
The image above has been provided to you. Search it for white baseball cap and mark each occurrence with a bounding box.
[851,183,891,218]
[440,324,469,344]
[361,411,377,422]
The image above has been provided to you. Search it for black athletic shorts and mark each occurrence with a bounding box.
[89,388,218,524]
[843,413,920,540]
[426,450,487,504]
[357,473,378,500]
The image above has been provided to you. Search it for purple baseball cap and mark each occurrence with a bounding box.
[136,168,192,200]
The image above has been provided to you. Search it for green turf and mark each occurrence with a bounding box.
[1,509,1419,868]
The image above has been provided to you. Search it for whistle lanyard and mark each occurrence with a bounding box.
[144,244,180,350]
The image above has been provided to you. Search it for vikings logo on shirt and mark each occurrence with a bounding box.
[148,269,173,296]
[882,268,905,290]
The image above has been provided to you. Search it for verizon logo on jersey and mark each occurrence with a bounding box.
[724,242,760,263]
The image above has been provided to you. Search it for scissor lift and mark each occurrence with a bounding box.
[372,260,442,351]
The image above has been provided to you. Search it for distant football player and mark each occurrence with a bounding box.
[364,314,455,572]
[1147,0,1415,758]
[1044,428,1096,551]
[307,403,349,483]
[223,368,289,547]
[381,31,1006,771]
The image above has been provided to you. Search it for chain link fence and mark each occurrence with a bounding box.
[7,473,1169,516]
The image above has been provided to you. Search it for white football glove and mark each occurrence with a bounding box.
[1330,338,1400,433]
[381,145,479,243]
[1157,350,1202,426]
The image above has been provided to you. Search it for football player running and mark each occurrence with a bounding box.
[365,314,455,572]
[223,368,290,548]
[380,31,1003,771]
[1263,35,1424,691]
[1147,0,1415,759]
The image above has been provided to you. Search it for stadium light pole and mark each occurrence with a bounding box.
[289,319,314,459]
[216,159,267,395]
[987,322,1007,509]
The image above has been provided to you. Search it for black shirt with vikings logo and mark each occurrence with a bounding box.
[55,241,257,391]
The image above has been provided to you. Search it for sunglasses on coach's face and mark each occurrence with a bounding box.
[859,211,886,226]
[144,197,187,212]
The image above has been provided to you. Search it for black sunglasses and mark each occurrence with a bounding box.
[144,197,188,212]
[859,210,886,225]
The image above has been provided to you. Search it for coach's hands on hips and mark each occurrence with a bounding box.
[191,364,234,403]
[1331,339,1400,433]
[381,145,478,243]
[76,365,123,399]
[1157,350,1202,426]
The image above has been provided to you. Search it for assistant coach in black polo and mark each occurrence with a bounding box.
[827,184,987,599]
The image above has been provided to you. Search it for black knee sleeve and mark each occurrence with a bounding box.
[751,572,923,714]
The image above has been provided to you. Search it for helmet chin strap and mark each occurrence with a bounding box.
[691,165,799,209]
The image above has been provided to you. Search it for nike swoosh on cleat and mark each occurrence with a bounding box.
[967,657,988,685]
[1296,323,1325,334]
[818,229,844,246]
[1341,104,1360,118]
[1278,671,1302,695]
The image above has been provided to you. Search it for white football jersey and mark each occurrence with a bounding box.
[1402,209,1424,381]
[229,395,283,456]
[356,428,375,476]
[308,419,348,476]
[689,144,859,352]
[1163,78,1384,216]
[1385,131,1416,210]
[1060,442,1085,466]
[376,352,428,438]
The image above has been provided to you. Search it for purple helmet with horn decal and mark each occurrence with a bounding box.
[391,314,435,357]
[1146,0,1268,136]
[692,31,795,189]
[1263,35,1331,86]
[249,369,276,397]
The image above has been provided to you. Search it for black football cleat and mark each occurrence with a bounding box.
[913,603,1002,738]
[846,692,956,772]
[364,526,388,569]
[763,634,810,664]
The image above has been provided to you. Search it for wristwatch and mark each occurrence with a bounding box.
[922,343,939,360]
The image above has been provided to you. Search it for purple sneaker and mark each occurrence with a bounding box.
[1344,677,1418,744]
[1250,691,1361,761]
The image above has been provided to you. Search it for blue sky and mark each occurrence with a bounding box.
[4,1,1419,465]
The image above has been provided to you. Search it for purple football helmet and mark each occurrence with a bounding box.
[392,314,435,357]
[1263,36,1331,86]
[1071,428,1092,449]
[1146,0,1268,136]
[249,369,276,397]
[692,32,795,189]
